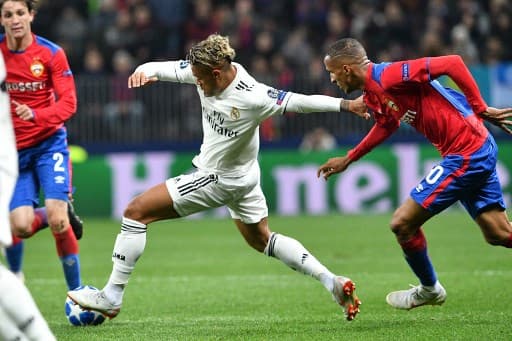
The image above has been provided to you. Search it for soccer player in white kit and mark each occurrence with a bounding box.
[68,34,366,321]
[0,49,56,341]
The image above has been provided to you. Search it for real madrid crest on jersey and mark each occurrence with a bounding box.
[30,59,44,77]
[230,107,240,120]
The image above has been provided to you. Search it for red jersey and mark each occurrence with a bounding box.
[348,55,489,161]
[0,34,77,149]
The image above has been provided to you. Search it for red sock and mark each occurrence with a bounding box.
[30,209,48,235]
[505,232,512,248]
[399,228,427,252]
[52,227,79,257]
[10,233,23,245]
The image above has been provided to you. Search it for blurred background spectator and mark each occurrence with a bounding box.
[15,0,512,150]
[300,127,337,152]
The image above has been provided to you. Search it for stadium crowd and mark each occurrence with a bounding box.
[33,0,512,75]
[25,0,512,146]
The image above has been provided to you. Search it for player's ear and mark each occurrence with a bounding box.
[212,69,221,80]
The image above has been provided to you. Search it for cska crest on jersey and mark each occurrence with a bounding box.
[30,59,44,77]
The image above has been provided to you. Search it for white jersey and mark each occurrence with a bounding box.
[137,60,342,177]
[0,53,17,247]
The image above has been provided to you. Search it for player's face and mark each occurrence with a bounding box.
[0,1,34,40]
[324,55,361,94]
[191,64,220,97]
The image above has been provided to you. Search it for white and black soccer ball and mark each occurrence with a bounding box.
[65,286,106,326]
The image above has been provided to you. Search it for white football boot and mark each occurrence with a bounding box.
[332,276,361,321]
[67,287,121,318]
[386,283,447,310]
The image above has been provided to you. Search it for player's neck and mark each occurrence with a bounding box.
[218,64,237,92]
[7,33,33,52]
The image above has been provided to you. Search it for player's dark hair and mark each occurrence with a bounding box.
[326,38,367,63]
[0,0,37,12]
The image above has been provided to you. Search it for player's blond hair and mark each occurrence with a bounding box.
[188,34,236,69]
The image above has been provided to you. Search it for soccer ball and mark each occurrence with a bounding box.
[65,286,106,326]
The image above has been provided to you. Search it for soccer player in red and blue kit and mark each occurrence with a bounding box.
[0,0,82,290]
[318,38,512,310]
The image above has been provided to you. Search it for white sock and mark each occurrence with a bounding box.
[103,217,147,305]
[422,281,442,293]
[264,233,335,292]
[0,265,56,341]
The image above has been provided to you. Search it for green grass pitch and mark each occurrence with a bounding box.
[6,212,512,340]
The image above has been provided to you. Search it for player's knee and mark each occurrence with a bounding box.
[47,214,68,232]
[390,211,416,239]
[10,218,33,238]
[123,197,143,221]
[251,239,267,253]
[244,233,268,253]
[483,231,510,247]
[11,225,32,238]
[390,212,407,235]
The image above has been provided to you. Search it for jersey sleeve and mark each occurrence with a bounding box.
[32,48,77,127]
[136,60,196,84]
[380,56,487,114]
[347,112,399,161]
[252,83,293,121]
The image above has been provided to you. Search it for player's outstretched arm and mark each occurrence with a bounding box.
[285,93,369,119]
[342,95,370,120]
[480,107,512,135]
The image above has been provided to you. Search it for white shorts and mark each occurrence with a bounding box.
[165,164,268,224]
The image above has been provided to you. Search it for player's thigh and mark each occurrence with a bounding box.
[475,208,511,244]
[460,167,505,219]
[125,182,179,224]
[409,155,470,216]
[227,182,268,226]
[163,170,228,219]
[36,133,71,202]
[10,154,39,211]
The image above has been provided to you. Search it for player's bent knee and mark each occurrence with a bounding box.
[249,240,267,253]
[123,197,144,221]
[389,216,406,236]
[389,214,417,240]
[244,233,268,253]
[483,231,511,247]
[12,226,32,238]
[47,214,68,231]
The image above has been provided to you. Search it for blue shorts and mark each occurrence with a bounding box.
[410,136,506,219]
[10,128,71,210]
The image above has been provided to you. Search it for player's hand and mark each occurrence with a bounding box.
[128,72,158,88]
[480,107,512,135]
[348,95,370,120]
[317,155,352,180]
[12,100,34,121]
